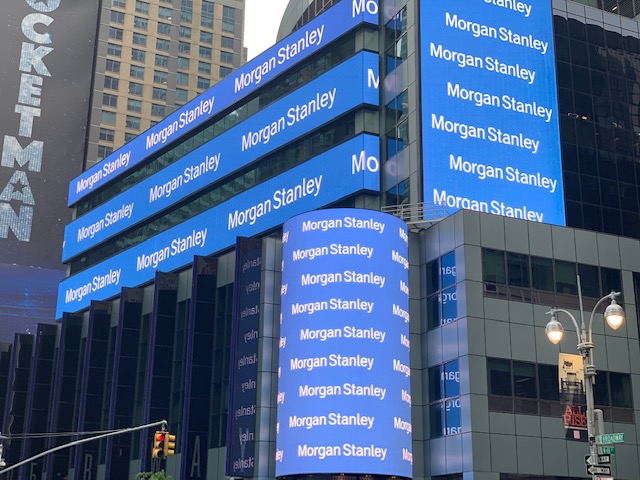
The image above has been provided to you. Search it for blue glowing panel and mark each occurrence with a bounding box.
[275,209,412,477]
[420,0,565,225]
[62,52,379,261]
[56,134,380,318]
[68,0,379,205]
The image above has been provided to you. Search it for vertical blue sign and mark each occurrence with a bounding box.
[420,0,565,225]
[276,209,412,477]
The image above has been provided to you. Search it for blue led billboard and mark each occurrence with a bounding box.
[275,209,412,477]
[420,0,565,225]
[56,134,380,318]
[68,0,379,206]
[62,52,379,261]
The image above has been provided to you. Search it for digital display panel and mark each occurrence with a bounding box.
[276,209,412,477]
[56,134,380,318]
[62,52,380,261]
[68,0,379,206]
[420,0,565,225]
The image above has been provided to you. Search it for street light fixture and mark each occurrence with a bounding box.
[544,275,625,478]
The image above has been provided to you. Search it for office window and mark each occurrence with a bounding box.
[199,46,212,59]
[105,59,120,73]
[154,70,168,84]
[158,6,172,19]
[531,256,553,291]
[429,360,461,438]
[133,16,148,30]
[426,251,457,330]
[107,43,122,57]
[127,99,142,113]
[197,77,210,89]
[110,11,125,23]
[112,0,126,7]
[132,32,147,46]
[181,0,193,22]
[131,49,146,62]
[179,26,191,38]
[222,6,235,32]
[129,65,145,79]
[488,358,512,397]
[482,249,506,284]
[221,36,234,49]
[125,132,137,142]
[178,42,190,54]
[176,88,188,101]
[126,115,141,130]
[151,104,166,117]
[507,252,530,288]
[177,57,190,69]
[156,38,170,51]
[104,76,119,90]
[98,145,113,159]
[99,128,115,142]
[177,72,189,85]
[135,0,149,13]
[201,1,214,27]
[152,87,167,100]
[102,93,118,107]
[555,260,577,295]
[197,61,210,75]
[128,82,143,96]
[200,31,213,44]
[157,22,171,36]
[220,66,232,77]
[220,51,233,64]
[108,27,123,40]
[101,111,116,125]
[155,54,169,68]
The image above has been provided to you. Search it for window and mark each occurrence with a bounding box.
[135,0,149,13]
[131,49,146,62]
[155,54,169,68]
[201,1,214,27]
[158,6,172,19]
[531,256,553,291]
[156,38,170,51]
[429,360,461,438]
[482,249,506,284]
[152,87,167,100]
[101,111,116,125]
[157,22,171,36]
[105,59,120,73]
[219,66,232,77]
[102,93,118,107]
[126,115,141,130]
[124,132,137,143]
[177,72,189,85]
[112,0,126,7]
[132,32,147,46]
[176,88,188,101]
[178,42,190,54]
[151,104,166,117]
[129,65,145,79]
[426,252,457,330]
[133,16,148,29]
[177,57,190,69]
[154,70,168,84]
[555,260,577,295]
[179,26,191,38]
[180,0,193,22]
[127,99,142,112]
[222,6,235,32]
[488,358,512,397]
[128,82,143,96]
[110,11,125,23]
[221,36,234,49]
[108,27,123,40]
[107,43,122,57]
[197,77,210,89]
[199,46,212,59]
[99,128,115,142]
[220,51,233,64]
[98,145,113,159]
[104,76,119,90]
[507,252,529,288]
[200,31,213,44]
[197,61,210,75]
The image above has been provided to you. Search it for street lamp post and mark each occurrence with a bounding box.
[544,275,625,479]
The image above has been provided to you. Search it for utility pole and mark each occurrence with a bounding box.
[0,419,167,476]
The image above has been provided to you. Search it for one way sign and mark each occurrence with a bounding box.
[586,465,611,476]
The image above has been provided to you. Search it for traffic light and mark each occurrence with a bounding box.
[152,431,166,459]
[164,432,176,457]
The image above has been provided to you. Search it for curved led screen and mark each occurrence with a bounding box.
[276,208,412,477]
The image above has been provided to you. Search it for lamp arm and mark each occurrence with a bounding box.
[550,308,581,345]
[588,291,620,343]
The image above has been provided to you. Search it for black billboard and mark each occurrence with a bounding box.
[0,0,99,340]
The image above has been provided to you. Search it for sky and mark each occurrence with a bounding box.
[244,0,291,60]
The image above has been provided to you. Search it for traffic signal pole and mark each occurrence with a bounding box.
[0,419,167,476]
